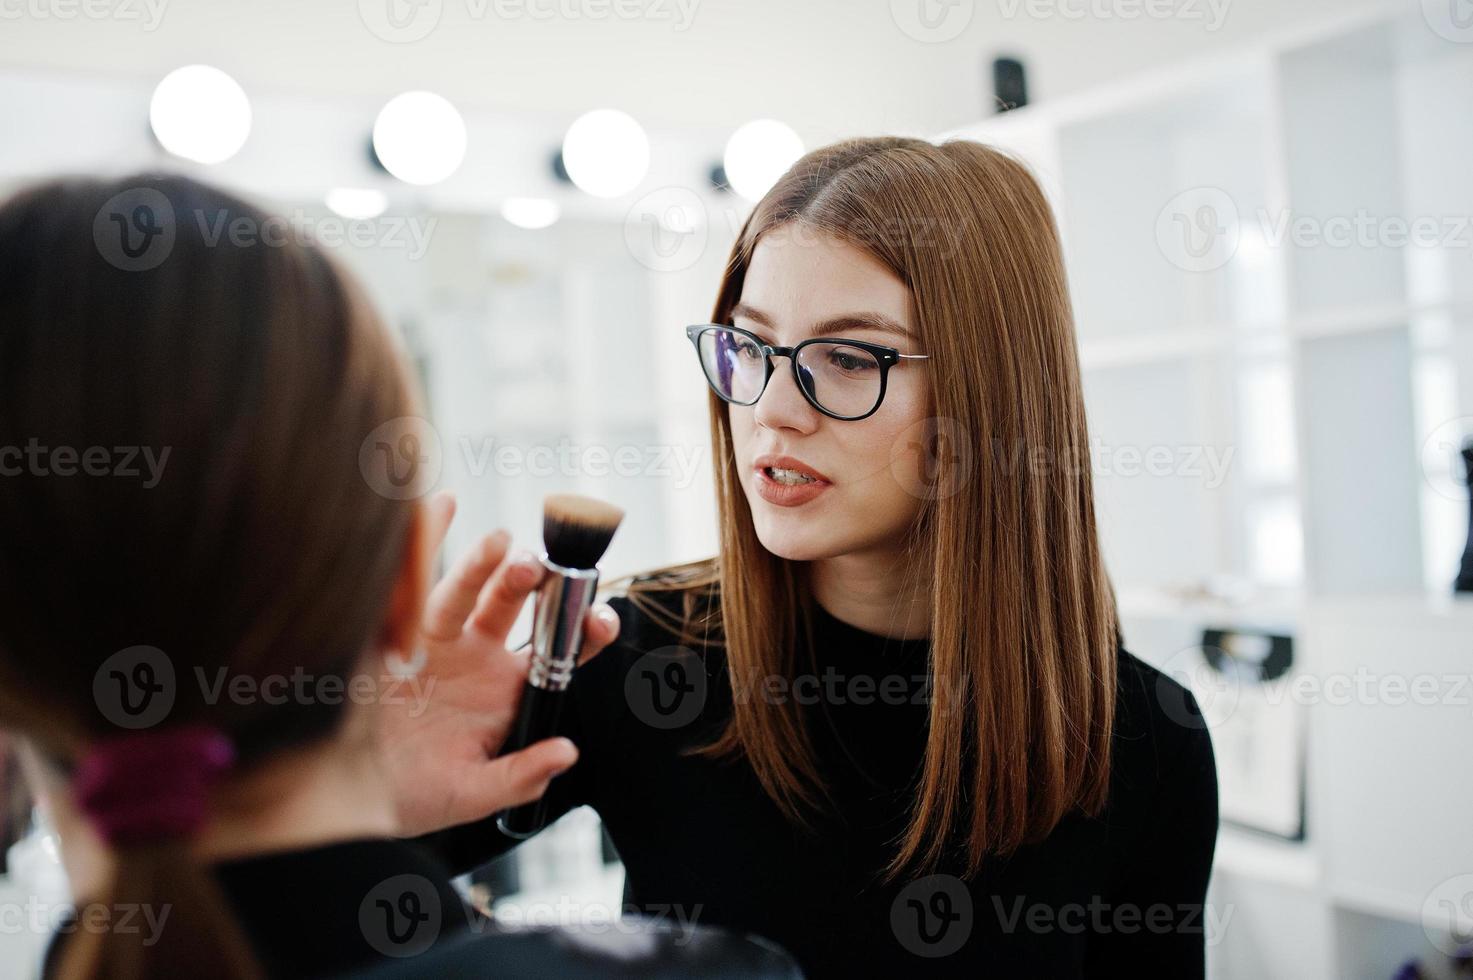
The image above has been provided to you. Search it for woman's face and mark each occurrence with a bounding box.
[727,227,933,563]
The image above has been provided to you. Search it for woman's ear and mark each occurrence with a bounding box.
[380,492,456,658]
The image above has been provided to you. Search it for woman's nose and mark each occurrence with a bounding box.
[752,355,820,433]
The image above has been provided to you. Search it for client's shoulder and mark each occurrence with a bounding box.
[347,920,803,979]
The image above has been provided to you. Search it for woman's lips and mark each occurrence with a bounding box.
[752,454,832,507]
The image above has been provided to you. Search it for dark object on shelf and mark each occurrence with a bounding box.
[1198,627,1305,842]
[1200,628,1294,684]
[1457,441,1473,594]
[1393,961,1427,980]
[992,57,1028,114]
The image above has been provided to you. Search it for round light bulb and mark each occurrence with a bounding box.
[325,188,389,220]
[373,92,468,186]
[724,119,804,202]
[149,65,252,165]
[501,197,561,230]
[561,109,650,199]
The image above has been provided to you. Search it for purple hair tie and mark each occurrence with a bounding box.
[74,724,235,846]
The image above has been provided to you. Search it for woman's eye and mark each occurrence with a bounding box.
[829,350,875,372]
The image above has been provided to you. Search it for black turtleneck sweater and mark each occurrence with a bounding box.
[42,836,800,978]
[428,589,1219,979]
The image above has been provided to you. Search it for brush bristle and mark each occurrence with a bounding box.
[542,493,625,569]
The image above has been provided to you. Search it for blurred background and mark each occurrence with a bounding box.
[2,0,1472,977]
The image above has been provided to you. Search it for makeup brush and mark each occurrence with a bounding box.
[496,493,625,839]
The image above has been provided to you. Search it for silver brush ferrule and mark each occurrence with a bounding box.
[527,556,600,692]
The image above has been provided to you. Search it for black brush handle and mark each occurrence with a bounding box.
[493,556,598,839]
[496,681,570,838]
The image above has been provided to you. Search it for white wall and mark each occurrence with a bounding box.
[0,0,1381,144]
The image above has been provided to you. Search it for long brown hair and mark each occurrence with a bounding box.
[622,137,1118,880]
[0,175,421,978]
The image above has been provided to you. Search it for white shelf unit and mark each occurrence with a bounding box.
[945,6,1473,979]
[945,3,1473,604]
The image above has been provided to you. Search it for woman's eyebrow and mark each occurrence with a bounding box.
[730,301,916,341]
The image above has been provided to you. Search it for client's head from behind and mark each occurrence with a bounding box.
[0,175,431,978]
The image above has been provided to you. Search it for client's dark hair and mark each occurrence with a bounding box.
[0,175,422,978]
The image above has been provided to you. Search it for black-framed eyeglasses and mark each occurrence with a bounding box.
[685,323,930,422]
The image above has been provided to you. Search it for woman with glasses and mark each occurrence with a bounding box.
[422,137,1219,977]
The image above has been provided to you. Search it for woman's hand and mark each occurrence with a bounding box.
[379,491,621,838]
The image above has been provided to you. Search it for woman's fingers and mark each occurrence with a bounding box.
[468,549,546,645]
[422,529,511,643]
[465,738,578,818]
[423,491,457,557]
[577,603,621,666]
